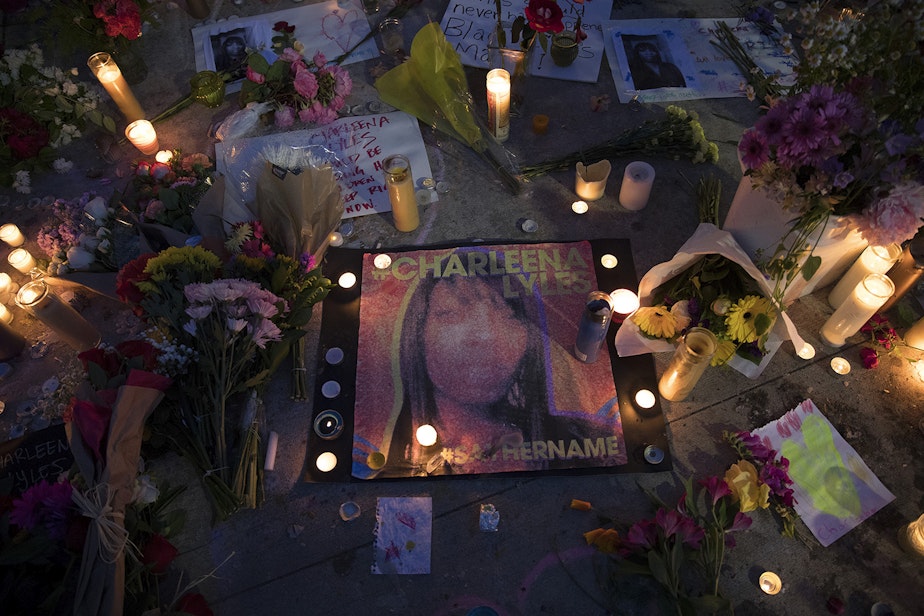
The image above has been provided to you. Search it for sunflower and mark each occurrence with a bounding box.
[632,305,679,339]
[725,296,774,344]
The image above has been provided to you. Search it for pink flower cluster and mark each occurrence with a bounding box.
[851,182,924,247]
[183,279,288,349]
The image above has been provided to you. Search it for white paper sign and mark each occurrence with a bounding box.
[604,17,796,103]
[215,111,434,220]
[191,0,377,92]
[440,0,613,83]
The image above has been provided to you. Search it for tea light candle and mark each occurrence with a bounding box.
[600,254,618,269]
[820,273,894,347]
[338,272,357,289]
[0,304,11,325]
[830,357,851,375]
[828,243,902,309]
[571,200,589,214]
[610,288,640,319]
[619,161,655,211]
[416,424,438,447]
[373,254,392,269]
[87,52,145,122]
[383,154,419,232]
[796,342,816,360]
[15,280,101,351]
[0,223,24,247]
[486,68,511,143]
[634,389,656,409]
[155,149,174,164]
[125,120,159,155]
[316,451,338,472]
[759,571,782,595]
[7,248,36,274]
[329,232,344,247]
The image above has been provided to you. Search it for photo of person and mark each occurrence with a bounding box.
[623,36,687,90]
[209,27,252,81]
[351,244,627,480]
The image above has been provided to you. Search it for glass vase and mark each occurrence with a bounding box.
[550,31,579,67]
[658,327,717,402]
[488,23,531,114]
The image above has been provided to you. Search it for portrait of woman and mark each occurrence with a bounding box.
[210,27,250,80]
[626,39,687,90]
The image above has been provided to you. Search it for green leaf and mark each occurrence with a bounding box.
[103,114,117,133]
[754,312,773,336]
[801,255,822,281]
[266,59,289,82]
[647,550,673,592]
[247,53,270,73]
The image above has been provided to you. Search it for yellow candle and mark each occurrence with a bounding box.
[15,280,101,351]
[125,120,159,155]
[383,154,419,232]
[87,52,145,122]
[7,247,36,274]
[820,273,894,347]
[828,243,902,308]
[0,223,25,247]
[486,68,511,143]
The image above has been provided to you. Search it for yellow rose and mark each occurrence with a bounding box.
[724,459,770,512]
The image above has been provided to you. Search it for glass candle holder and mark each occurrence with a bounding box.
[190,70,226,108]
[0,223,25,247]
[87,52,145,122]
[828,243,901,309]
[15,280,101,351]
[125,120,159,155]
[0,318,26,361]
[7,248,36,274]
[658,327,718,401]
[820,273,894,347]
[383,154,419,232]
[486,68,511,143]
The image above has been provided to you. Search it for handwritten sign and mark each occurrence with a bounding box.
[216,111,434,220]
[0,424,73,495]
[604,17,797,103]
[440,0,613,83]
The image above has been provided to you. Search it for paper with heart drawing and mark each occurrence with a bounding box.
[192,0,377,92]
[752,399,895,547]
[372,497,432,574]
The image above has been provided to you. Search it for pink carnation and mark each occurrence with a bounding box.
[313,51,327,68]
[293,69,319,100]
[852,182,924,246]
[274,105,296,128]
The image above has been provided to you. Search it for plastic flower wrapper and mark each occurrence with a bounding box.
[374,22,521,195]
[614,223,805,379]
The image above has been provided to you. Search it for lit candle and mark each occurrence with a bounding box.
[416,424,438,447]
[610,288,640,319]
[571,200,589,214]
[373,254,392,269]
[7,248,36,274]
[796,342,816,360]
[600,254,618,269]
[338,272,357,289]
[912,360,924,382]
[329,232,344,247]
[316,451,338,472]
[575,160,612,201]
[634,389,656,409]
[15,280,101,351]
[828,244,902,309]
[0,273,18,301]
[0,223,25,247]
[125,120,159,155]
[0,304,11,324]
[264,431,279,471]
[486,68,511,143]
[820,273,894,347]
[154,149,174,163]
[619,161,655,211]
[898,513,924,556]
[830,357,851,375]
[87,52,145,122]
[382,154,419,232]
[759,571,782,595]
[903,316,924,351]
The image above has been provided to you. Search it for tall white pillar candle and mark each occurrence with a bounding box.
[486,69,511,143]
[828,243,901,308]
[619,161,655,211]
[15,280,101,351]
[904,316,924,351]
[820,273,894,347]
[0,223,25,247]
[87,52,145,122]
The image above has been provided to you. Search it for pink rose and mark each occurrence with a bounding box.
[860,347,879,369]
[293,69,319,100]
[245,65,265,84]
[313,51,327,68]
[281,47,302,63]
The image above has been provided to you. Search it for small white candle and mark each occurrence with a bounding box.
[125,120,159,155]
[0,223,25,247]
[486,68,511,143]
[329,232,344,247]
[338,272,357,289]
[828,243,901,309]
[0,304,12,325]
[820,273,894,347]
[264,431,279,471]
[610,288,640,317]
[619,161,655,211]
[416,424,438,447]
[87,52,145,122]
[373,254,392,269]
[7,248,36,274]
[634,389,656,409]
[796,342,816,360]
[571,200,589,214]
[830,357,851,375]
[600,254,618,269]
[903,316,924,351]
[154,149,174,164]
[316,451,338,472]
[759,571,782,595]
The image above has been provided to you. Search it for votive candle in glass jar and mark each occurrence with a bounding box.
[87,52,145,122]
[382,154,419,232]
[0,223,25,247]
[125,120,159,155]
[15,280,101,351]
[486,68,511,143]
[658,327,718,401]
[7,247,36,274]
[820,273,894,347]
[828,243,901,309]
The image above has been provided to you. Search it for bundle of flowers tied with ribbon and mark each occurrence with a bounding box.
[614,223,804,379]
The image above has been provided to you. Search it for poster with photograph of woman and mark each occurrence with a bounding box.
[192,18,274,91]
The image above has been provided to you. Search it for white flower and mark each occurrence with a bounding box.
[84,195,109,220]
[13,170,31,194]
[65,246,95,270]
[132,474,160,505]
[53,158,73,174]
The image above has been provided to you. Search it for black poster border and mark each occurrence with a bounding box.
[302,239,671,482]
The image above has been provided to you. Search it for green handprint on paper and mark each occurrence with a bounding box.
[780,414,861,519]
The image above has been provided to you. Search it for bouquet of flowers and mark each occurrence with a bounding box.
[37,193,129,275]
[239,21,352,128]
[32,0,152,55]
[493,0,566,55]
[0,44,113,192]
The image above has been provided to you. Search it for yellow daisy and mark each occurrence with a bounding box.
[711,339,737,366]
[725,296,774,343]
[632,305,678,339]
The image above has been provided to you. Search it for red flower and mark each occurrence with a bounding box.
[116,252,155,312]
[860,347,880,369]
[176,592,214,616]
[71,399,112,462]
[273,20,295,33]
[524,0,564,34]
[78,346,121,377]
[126,368,172,392]
[142,533,178,574]
[0,107,50,159]
[93,0,142,40]
[116,339,159,371]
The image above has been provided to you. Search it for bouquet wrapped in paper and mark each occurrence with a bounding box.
[614,223,804,378]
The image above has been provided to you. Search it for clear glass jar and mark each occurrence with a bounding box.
[658,327,717,401]
[820,273,894,347]
[382,154,419,232]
